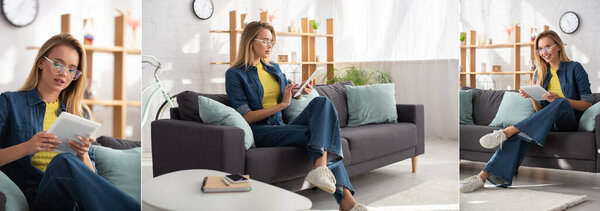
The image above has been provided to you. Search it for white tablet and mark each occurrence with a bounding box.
[48,112,101,155]
[520,85,549,101]
[294,67,325,98]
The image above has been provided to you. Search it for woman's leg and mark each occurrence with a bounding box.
[32,153,140,210]
[512,98,577,146]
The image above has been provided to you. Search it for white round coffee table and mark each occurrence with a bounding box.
[143,169,312,211]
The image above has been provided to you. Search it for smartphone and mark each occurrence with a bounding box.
[224,174,248,184]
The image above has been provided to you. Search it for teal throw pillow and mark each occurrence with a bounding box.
[283,90,320,123]
[578,102,600,132]
[0,170,29,211]
[198,96,254,149]
[460,90,475,124]
[489,92,535,127]
[92,145,141,202]
[345,83,398,126]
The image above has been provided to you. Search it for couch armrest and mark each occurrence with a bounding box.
[396,104,425,155]
[151,119,246,177]
[595,115,600,172]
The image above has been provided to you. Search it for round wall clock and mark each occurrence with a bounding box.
[559,11,579,34]
[193,0,214,20]
[1,0,38,27]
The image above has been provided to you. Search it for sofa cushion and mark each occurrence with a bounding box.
[345,83,398,126]
[198,96,254,150]
[176,91,230,122]
[342,123,416,164]
[578,102,600,132]
[283,90,320,123]
[460,125,597,160]
[489,92,535,127]
[245,138,352,184]
[460,89,475,124]
[0,170,29,211]
[470,88,509,125]
[91,145,141,202]
[315,81,354,127]
[95,136,140,149]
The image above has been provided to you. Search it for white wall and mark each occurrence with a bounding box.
[460,0,600,91]
[0,0,142,140]
[142,0,459,152]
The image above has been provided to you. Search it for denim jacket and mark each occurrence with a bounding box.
[225,61,290,125]
[0,89,95,194]
[539,61,592,117]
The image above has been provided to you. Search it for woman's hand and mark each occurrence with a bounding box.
[281,83,296,107]
[24,131,61,154]
[542,91,560,102]
[519,89,532,99]
[68,136,95,159]
[303,81,314,94]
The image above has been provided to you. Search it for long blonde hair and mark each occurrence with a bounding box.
[18,33,91,118]
[534,30,571,85]
[231,21,276,69]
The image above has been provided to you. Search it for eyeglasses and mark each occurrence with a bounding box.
[43,56,82,80]
[254,39,275,47]
[536,44,557,56]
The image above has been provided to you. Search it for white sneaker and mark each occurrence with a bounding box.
[460,175,485,193]
[348,203,369,211]
[479,129,507,149]
[306,166,336,194]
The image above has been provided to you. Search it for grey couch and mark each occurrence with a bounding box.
[460,87,600,173]
[151,82,424,191]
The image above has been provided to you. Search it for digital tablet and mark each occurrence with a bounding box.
[520,85,549,101]
[293,67,325,98]
[48,112,101,155]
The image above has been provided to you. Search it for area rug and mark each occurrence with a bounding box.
[368,177,459,211]
[460,187,587,211]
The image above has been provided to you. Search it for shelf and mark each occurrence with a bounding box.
[460,71,535,75]
[84,99,141,107]
[27,45,141,54]
[209,29,333,37]
[460,42,534,49]
[210,61,334,65]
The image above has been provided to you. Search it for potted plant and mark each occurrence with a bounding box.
[325,65,393,86]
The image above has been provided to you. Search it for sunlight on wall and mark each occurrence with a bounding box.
[0,47,16,87]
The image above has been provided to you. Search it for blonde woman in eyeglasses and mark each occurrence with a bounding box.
[460,30,593,192]
[0,33,139,210]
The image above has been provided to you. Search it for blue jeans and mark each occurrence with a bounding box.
[252,96,354,203]
[483,98,578,186]
[31,153,140,211]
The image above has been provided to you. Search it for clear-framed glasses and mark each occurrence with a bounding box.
[254,38,275,47]
[43,56,82,80]
[536,44,557,56]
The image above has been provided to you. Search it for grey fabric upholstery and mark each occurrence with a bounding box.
[460,88,600,173]
[94,136,140,149]
[176,91,231,123]
[315,81,354,127]
[151,83,425,191]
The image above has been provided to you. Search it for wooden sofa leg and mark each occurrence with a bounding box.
[411,156,418,173]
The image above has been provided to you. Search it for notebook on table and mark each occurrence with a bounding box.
[201,175,251,193]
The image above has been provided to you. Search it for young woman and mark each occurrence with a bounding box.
[460,30,593,192]
[0,33,139,210]
[225,21,368,211]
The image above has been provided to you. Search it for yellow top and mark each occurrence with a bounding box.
[256,62,280,109]
[31,100,60,172]
[547,68,565,98]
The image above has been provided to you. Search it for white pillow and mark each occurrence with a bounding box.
[198,96,254,150]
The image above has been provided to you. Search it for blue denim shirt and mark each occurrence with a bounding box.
[539,61,592,117]
[225,61,290,125]
[0,89,95,194]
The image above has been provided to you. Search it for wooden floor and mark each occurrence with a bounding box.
[297,138,459,210]
[460,160,600,210]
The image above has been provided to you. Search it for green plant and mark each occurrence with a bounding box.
[312,21,320,30]
[325,65,393,86]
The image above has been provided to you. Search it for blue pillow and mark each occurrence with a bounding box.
[0,170,29,211]
[578,102,600,132]
[198,96,254,149]
[92,145,141,202]
[460,90,475,124]
[489,92,535,127]
[283,90,320,123]
[345,83,398,126]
